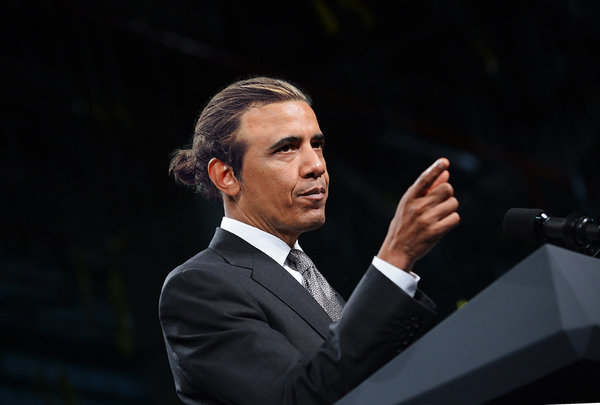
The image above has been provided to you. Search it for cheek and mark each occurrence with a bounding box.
[270,168,299,200]
[256,172,296,207]
[243,161,298,206]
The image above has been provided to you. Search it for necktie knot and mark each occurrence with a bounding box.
[286,249,313,277]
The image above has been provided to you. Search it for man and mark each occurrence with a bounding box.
[159,77,460,404]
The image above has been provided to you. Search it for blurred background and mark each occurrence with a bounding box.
[2,0,599,403]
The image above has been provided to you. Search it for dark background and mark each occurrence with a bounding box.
[2,0,599,403]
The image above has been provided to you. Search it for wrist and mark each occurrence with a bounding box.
[376,247,415,273]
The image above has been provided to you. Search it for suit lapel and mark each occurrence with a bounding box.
[209,228,332,339]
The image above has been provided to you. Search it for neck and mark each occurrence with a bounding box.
[223,204,298,248]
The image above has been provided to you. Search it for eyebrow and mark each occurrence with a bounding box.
[268,134,325,152]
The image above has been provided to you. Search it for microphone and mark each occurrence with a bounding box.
[503,208,600,254]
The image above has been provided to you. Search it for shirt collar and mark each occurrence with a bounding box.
[220,217,301,267]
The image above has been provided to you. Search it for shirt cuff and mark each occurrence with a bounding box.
[371,256,420,298]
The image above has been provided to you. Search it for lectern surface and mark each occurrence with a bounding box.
[336,245,600,405]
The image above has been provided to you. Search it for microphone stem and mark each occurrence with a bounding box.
[582,221,600,242]
[542,217,566,241]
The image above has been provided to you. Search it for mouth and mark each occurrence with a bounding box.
[298,186,327,200]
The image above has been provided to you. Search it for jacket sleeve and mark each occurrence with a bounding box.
[159,264,436,405]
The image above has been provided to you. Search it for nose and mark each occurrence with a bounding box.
[300,146,326,179]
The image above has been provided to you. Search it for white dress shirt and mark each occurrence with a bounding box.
[220,217,419,298]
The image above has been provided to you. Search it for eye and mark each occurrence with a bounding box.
[276,143,296,153]
[312,139,325,149]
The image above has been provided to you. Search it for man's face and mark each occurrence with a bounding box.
[234,101,329,245]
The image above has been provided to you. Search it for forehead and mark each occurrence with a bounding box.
[238,101,320,146]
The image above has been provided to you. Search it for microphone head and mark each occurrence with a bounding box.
[503,208,546,243]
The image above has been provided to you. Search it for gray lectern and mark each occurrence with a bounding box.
[336,244,600,404]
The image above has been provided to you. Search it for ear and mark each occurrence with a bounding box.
[207,158,240,198]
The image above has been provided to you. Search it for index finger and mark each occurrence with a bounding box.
[407,158,450,198]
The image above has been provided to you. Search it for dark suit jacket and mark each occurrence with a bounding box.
[159,228,437,405]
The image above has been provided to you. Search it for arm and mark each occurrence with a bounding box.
[159,264,435,405]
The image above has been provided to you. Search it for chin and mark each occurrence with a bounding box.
[301,211,326,232]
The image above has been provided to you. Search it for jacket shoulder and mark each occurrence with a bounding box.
[162,246,248,288]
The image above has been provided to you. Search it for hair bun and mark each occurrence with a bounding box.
[169,149,197,186]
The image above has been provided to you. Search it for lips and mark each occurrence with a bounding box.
[300,187,325,196]
[298,185,327,199]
